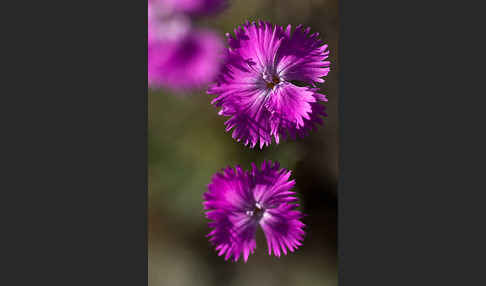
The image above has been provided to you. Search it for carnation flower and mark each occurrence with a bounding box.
[208,21,330,148]
[148,0,224,90]
[203,161,305,262]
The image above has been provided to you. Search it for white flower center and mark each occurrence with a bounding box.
[246,202,265,218]
[262,72,281,89]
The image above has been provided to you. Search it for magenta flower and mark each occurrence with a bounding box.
[208,21,330,148]
[148,27,223,90]
[203,161,305,262]
[160,0,228,16]
[148,0,224,90]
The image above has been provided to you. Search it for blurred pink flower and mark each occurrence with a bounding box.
[161,0,228,16]
[148,0,224,90]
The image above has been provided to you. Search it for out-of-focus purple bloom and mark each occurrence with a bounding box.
[148,1,223,90]
[148,27,223,90]
[203,160,305,262]
[148,3,192,45]
[208,21,330,148]
[161,0,228,16]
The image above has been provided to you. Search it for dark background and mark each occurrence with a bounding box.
[149,0,339,285]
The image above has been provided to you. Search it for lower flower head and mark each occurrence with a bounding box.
[208,21,330,148]
[203,161,305,262]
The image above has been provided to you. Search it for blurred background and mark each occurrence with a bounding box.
[149,0,339,285]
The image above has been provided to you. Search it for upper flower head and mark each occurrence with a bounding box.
[203,160,305,262]
[208,21,330,148]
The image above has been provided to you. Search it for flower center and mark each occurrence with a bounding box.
[265,76,281,89]
[246,202,265,219]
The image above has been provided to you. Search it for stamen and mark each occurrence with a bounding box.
[265,76,280,89]
[247,202,265,218]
